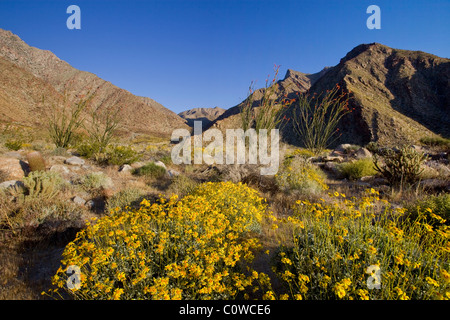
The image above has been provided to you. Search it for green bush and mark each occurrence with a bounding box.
[105,187,145,213]
[133,162,166,179]
[419,136,450,148]
[275,156,328,194]
[5,139,23,151]
[166,175,199,197]
[78,172,112,191]
[338,158,377,180]
[105,145,141,166]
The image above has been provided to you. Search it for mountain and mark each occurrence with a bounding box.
[209,43,450,147]
[178,107,226,128]
[307,43,450,146]
[208,67,330,131]
[0,29,189,137]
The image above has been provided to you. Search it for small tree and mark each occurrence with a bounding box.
[292,84,350,155]
[84,105,122,154]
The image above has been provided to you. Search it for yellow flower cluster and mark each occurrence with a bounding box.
[46,182,270,300]
[274,189,450,300]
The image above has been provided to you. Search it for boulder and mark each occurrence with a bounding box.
[65,156,85,166]
[50,164,70,175]
[72,196,86,206]
[0,180,24,190]
[355,147,373,159]
[154,161,167,170]
[335,144,352,152]
[118,164,133,173]
[0,157,27,180]
[167,169,181,178]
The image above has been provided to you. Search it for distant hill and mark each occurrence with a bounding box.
[178,107,226,128]
[210,43,450,147]
[0,28,189,137]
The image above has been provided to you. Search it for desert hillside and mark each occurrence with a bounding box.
[0,28,189,137]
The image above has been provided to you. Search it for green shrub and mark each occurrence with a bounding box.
[338,158,377,180]
[105,187,145,213]
[5,139,23,151]
[374,146,427,189]
[275,156,328,195]
[78,172,112,191]
[105,145,141,166]
[76,141,101,159]
[133,162,166,179]
[419,136,450,148]
[166,175,199,197]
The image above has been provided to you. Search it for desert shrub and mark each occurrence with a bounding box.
[47,182,270,300]
[405,194,450,226]
[133,162,166,179]
[292,83,351,155]
[159,154,172,166]
[0,169,8,183]
[26,151,46,172]
[4,139,23,151]
[104,145,141,166]
[166,175,199,198]
[365,141,380,155]
[105,187,145,213]
[76,141,101,159]
[374,146,427,189]
[338,158,377,180]
[77,172,112,191]
[420,136,450,148]
[275,156,328,195]
[51,147,71,157]
[10,170,65,202]
[273,189,450,300]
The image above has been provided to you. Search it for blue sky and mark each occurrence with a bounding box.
[0,0,449,113]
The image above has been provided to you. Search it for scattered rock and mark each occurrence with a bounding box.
[119,164,133,173]
[3,151,23,159]
[355,147,372,159]
[0,180,24,190]
[322,156,344,163]
[49,164,70,175]
[167,169,180,178]
[65,156,85,166]
[131,161,146,169]
[85,200,95,210]
[72,196,86,206]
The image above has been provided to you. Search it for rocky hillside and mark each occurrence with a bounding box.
[210,43,449,148]
[307,43,450,147]
[209,67,330,131]
[178,107,226,128]
[0,28,189,137]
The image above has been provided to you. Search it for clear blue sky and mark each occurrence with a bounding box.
[0,0,449,113]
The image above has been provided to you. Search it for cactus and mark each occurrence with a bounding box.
[26,151,46,172]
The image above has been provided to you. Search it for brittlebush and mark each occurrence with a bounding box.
[47,182,270,300]
[274,189,450,300]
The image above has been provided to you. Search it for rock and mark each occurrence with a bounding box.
[72,196,86,206]
[167,169,180,178]
[119,164,133,173]
[0,157,27,180]
[322,156,344,163]
[65,156,85,166]
[355,148,372,159]
[85,200,95,210]
[0,180,24,190]
[131,161,146,169]
[50,164,70,174]
[3,151,23,159]
[154,161,167,170]
[335,144,352,152]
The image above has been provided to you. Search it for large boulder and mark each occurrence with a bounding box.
[0,157,27,180]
